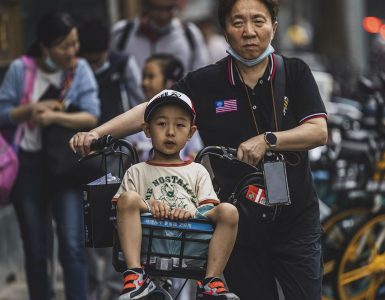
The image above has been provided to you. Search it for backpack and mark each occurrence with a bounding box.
[116,20,197,71]
[96,51,131,124]
[0,56,35,205]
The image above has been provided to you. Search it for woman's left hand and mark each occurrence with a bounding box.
[33,109,57,126]
[237,134,268,166]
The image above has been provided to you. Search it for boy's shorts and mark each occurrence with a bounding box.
[141,205,214,267]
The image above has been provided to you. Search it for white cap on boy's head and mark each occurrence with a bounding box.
[144,89,196,124]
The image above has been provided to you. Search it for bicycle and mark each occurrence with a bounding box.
[315,74,385,300]
[82,136,256,300]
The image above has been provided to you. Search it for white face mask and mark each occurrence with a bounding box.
[226,44,275,67]
[44,55,60,71]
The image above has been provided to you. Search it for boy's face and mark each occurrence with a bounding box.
[142,60,165,99]
[143,103,196,160]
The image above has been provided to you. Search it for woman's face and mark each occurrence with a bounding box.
[225,0,277,60]
[44,28,79,70]
[142,60,165,99]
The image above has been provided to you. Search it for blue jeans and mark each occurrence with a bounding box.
[12,150,87,300]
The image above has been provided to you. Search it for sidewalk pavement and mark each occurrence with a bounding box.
[0,280,65,300]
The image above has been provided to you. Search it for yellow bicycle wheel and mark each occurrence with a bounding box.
[322,207,371,300]
[334,211,385,300]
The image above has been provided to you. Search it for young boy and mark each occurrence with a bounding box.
[114,90,240,300]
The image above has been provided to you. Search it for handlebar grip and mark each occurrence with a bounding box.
[90,135,114,151]
[195,146,237,162]
[226,147,237,156]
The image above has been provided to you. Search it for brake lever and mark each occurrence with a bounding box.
[78,152,100,163]
[221,147,238,161]
[78,147,116,163]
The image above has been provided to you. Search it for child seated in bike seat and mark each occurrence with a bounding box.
[114,90,240,300]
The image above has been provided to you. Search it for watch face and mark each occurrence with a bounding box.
[266,132,277,146]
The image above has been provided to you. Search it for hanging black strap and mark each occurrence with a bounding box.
[117,21,134,51]
[271,54,286,131]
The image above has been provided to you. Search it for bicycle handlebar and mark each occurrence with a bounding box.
[79,135,139,163]
[195,146,260,172]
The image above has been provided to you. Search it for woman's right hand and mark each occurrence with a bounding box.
[69,131,100,157]
[31,100,61,122]
[32,100,62,114]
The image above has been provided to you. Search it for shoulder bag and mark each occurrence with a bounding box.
[0,56,36,205]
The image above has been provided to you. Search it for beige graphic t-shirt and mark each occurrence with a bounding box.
[114,161,219,212]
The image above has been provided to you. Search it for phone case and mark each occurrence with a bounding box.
[263,160,291,206]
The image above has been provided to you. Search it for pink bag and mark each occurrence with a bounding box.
[0,56,36,206]
[0,135,19,205]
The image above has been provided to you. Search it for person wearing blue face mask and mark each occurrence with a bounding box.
[71,1,328,299]
[0,11,100,300]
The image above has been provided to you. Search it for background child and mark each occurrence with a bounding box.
[114,90,239,300]
[138,54,203,161]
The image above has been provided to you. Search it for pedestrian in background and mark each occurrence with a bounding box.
[78,18,146,300]
[196,17,229,64]
[111,0,210,73]
[78,18,144,125]
[0,11,99,300]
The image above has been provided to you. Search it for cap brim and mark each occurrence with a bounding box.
[145,96,195,123]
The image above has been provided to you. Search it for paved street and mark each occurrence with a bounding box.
[0,280,65,300]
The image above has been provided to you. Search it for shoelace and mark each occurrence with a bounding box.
[123,273,139,289]
[197,279,228,294]
[208,280,227,293]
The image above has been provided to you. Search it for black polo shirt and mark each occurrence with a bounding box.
[173,54,327,231]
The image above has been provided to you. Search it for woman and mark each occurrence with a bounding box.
[70,1,328,299]
[0,11,99,300]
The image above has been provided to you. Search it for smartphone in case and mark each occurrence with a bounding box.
[263,159,291,206]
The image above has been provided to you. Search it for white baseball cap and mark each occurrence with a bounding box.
[144,89,196,124]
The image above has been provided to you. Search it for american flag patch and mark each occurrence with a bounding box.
[215,99,238,114]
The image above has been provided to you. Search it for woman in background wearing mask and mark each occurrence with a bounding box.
[0,11,99,300]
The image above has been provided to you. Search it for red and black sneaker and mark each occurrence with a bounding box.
[196,277,240,300]
[118,268,156,300]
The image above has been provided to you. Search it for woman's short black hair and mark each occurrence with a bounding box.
[28,11,76,57]
[145,53,184,83]
[217,0,279,29]
[37,11,76,47]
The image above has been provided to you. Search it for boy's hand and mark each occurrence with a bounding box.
[169,208,193,221]
[148,200,169,219]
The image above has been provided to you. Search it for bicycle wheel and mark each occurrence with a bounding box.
[333,210,385,300]
[147,292,165,300]
[146,287,173,300]
[321,206,371,300]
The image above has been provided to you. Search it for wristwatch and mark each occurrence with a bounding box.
[264,132,277,149]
